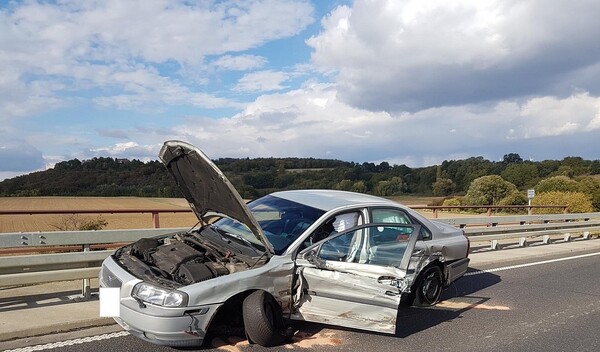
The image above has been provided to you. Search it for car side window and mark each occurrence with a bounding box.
[371,208,431,240]
[316,224,416,267]
[300,211,363,251]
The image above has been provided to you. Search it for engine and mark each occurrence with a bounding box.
[129,235,249,285]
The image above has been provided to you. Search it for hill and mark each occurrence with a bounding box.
[0,154,599,202]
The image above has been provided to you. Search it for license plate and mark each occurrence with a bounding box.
[99,287,121,317]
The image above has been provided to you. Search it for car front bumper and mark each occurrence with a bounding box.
[99,256,221,347]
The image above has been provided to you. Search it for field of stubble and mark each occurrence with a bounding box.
[0,197,198,233]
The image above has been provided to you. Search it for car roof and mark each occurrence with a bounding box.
[269,189,400,211]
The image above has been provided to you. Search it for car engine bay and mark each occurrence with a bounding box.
[115,230,260,287]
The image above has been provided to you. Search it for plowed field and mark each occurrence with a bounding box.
[0,197,198,233]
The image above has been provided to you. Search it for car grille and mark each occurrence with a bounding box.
[101,266,122,288]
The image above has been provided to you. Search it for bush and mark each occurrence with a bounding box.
[464,175,518,205]
[52,215,108,231]
[577,177,600,211]
[531,192,593,214]
[498,191,528,214]
[432,178,455,196]
[442,198,461,207]
[535,176,581,193]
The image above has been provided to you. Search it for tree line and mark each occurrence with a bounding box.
[0,153,598,211]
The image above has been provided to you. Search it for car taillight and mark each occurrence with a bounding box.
[463,230,470,257]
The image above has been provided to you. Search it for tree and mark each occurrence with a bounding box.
[463,175,518,205]
[591,160,600,175]
[535,176,581,193]
[374,177,405,196]
[501,163,539,189]
[351,181,367,193]
[335,179,354,191]
[577,177,600,211]
[503,153,523,164]
[431,178,455,196]
[532,192,593,214]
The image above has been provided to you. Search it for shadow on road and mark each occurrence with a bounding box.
[0,287,98,312]
[395,270,502,337]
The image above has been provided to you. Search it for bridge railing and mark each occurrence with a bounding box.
[1,213,599,298]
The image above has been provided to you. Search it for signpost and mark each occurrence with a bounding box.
[527,189,535,215]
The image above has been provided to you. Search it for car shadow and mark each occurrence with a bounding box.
[193,268,502,350]
[395,269,502,337]
[0,287,98,312]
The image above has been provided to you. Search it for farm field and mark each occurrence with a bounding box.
[0,197,198,233]
[0,196,476,233]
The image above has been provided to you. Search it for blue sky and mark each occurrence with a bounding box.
[1,0,600,181]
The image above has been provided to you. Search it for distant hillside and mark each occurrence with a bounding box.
[1,154,599,203]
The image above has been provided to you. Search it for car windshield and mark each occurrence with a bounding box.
[212,195,325,255]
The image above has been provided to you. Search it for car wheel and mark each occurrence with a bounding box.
[413,266,443,307]
[242,290,285,347]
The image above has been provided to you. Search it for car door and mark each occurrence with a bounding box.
[291,223,420,334]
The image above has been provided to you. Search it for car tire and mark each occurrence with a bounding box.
[413,266,443,307]
[242,290,285,347]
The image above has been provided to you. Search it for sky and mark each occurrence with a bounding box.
[1,0,600,181]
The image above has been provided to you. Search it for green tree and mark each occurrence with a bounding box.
[374,177,405,196]
[498,191,528,214]
[503,153,523,163]
[463,175,518,205]
[591,161,600,175]
[532,192,593,214]
[432,178,455,196]
[501,163,539,189]
[577,177,600,211]
[535,176,581,193]
[335,179,354,191]
[351,181,367,193]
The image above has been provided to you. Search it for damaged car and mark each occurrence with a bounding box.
[99,140,470,347]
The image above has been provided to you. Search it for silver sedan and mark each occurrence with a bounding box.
[100,140,470,347]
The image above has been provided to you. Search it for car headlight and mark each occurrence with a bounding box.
[132,283,188,307]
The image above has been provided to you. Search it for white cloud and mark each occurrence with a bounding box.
[89,141,158,160]
[166,85,600,165]
[517,93,600,138]
[213,55,267,71]
[0,0,314,117]
[234,70,291,92]
[307,0,600,112]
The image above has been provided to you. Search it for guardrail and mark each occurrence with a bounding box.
[0,204,569,228]
[412,205,568,218]
[0,208,194,228]
[435,212,600,250]
[0,228,187,298]
[1,213,599,298]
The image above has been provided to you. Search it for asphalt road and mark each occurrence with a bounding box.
[4,249,599,352]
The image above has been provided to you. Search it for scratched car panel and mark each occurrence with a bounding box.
[100,140,470,347]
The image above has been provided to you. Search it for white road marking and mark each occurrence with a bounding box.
[465,251,600,276]
[5,251,599,351]
[3,331,129,352]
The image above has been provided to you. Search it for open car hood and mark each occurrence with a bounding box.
[159,140,273,255]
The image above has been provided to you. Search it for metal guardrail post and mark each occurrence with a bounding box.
[82,244,91,299]
[152,212,160,228]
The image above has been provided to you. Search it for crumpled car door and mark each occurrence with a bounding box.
[291,223,420,334]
